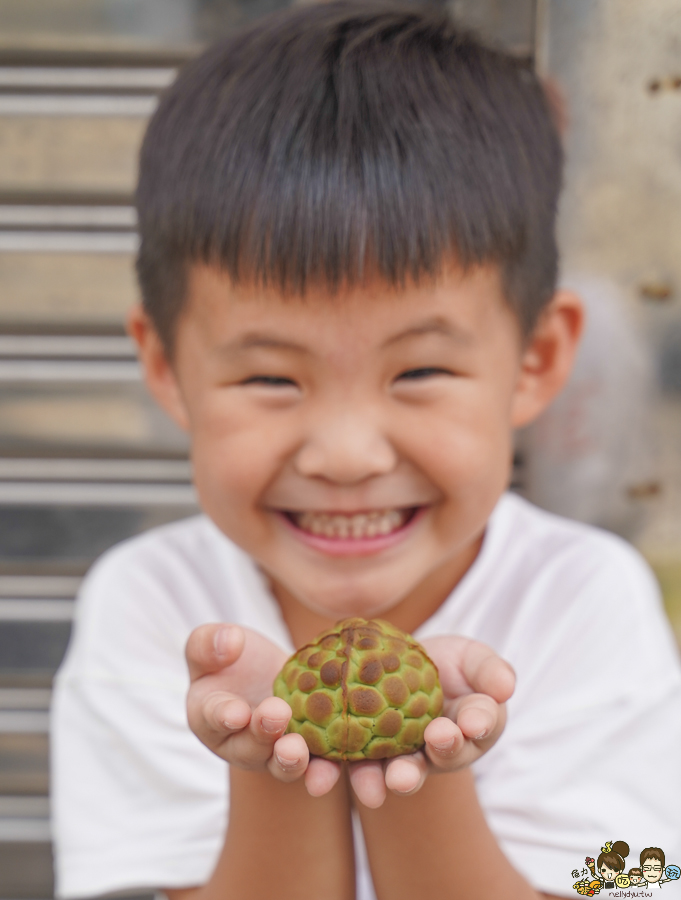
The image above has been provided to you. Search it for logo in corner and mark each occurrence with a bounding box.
[570,841,680,895]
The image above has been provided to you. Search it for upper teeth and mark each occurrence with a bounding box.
[293,509,407,539]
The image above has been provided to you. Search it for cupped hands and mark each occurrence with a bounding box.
[185,624,514,809]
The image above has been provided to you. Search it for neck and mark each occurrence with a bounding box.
[269,532,484,647]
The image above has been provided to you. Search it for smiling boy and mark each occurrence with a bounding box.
[51,3,681,900]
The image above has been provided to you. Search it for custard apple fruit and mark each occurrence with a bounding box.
[273,617,443,761]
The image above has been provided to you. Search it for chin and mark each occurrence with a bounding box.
[303,581,401,622]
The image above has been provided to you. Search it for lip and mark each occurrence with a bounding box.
[274,506,427,557]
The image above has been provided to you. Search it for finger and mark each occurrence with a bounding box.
[267,732,309,783]
[459,642,515,703]
[192,691,252,739]
[305,757,342,797]
[348,760,387,809]
[425,698,507,771]
[384,752,428,795]
[423,716,465,768]
[424,636,515,703]
[454,693,500,741]
[224,696,292,768]
[251,696,294,739]
[186,623,245,681]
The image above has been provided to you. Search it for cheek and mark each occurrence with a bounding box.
[188,396,291,528]
[398,388,513,489]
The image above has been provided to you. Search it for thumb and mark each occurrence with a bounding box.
[186,623,246,681]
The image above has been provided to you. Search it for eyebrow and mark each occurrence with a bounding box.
[217,332,311,355]
[382,316,474,348]
[217,316,472,356]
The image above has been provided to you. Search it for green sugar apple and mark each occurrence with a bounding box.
[273,617,443,761]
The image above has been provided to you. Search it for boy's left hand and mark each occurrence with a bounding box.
[338,635,515,808]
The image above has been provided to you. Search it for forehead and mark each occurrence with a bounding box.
[180,262,519,349]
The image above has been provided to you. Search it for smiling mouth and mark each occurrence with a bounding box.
[285,507,418,540]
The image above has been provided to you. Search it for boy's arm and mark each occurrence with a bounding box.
[166,767,355,900]
[349,635,566,900]
[355,766,565,900]
[167,623,356,900]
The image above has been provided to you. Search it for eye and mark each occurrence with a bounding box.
[241,375,297,387]
[396,367,451,381]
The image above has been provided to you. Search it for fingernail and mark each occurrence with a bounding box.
[261,717,285,734]
[213,626,231,658]
[473,729,489,741]
[275,752,301,770]
[431,736,456,752]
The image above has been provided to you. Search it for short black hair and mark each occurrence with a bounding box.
[136,0,562,351]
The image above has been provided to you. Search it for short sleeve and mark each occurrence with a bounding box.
[472,535,681,897]
[51,536,229,899]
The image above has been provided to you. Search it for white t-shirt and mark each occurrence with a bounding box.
[51,493,681,899]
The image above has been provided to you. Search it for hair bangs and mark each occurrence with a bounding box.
[136,2,562,350]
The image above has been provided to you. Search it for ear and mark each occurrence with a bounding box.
[510,289,584,428]
[126,304,190,431]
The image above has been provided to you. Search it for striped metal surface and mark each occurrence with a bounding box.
[0,41,192,892]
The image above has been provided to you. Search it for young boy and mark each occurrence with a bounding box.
[51,3,681,899]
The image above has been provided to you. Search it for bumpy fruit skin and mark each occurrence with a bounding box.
[273,617,443,761]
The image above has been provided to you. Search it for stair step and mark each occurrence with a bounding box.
[0,383,188,455]
[0,113,148,197]
[0,506,189,571]
[0,251,137,330]
[0,335,136,358]
[0,733,48,795]
[0,204,136,229]
[0,481,196,506]
[0,576,80,598]
[0,457,190,481]
[0,66,176,91]
[0,797,50,843]
[0,601,72,622]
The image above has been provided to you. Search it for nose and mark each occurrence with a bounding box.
[294,406,397,484]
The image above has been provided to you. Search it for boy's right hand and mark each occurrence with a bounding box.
[185,624,339,792]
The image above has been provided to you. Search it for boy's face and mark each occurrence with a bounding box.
[135,264,579,631]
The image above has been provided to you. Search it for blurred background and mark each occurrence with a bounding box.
[0,0,679,896]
